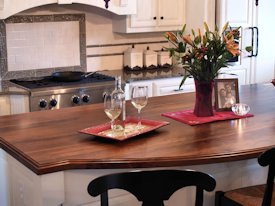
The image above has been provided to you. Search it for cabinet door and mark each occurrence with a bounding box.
[252,0,275,83]
[158,0,184,27]
[153,77,195,97]
[186,0,215,31]
[216,0,253,84]
[126,81,153,100]
[0,96,11,116]
[220,68,247,86]
[216,0,253,28]
[130,0,158,28]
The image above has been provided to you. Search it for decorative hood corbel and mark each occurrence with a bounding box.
[104,0,110,8]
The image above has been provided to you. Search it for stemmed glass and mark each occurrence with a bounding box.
[131,86,148,129]
[104,93,122,135]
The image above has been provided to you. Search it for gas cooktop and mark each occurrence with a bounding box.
[10,73,116,112]
[10,73,115,90]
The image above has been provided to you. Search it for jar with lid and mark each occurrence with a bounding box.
[123,45,143,70]
[157,48,172,67]
[143,46,157,69]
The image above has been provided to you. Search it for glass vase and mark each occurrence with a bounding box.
[193,80,214,117]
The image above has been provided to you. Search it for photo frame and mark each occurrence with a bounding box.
[214,78,240,111]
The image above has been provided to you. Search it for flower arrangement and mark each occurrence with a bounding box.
[164,22,248,88]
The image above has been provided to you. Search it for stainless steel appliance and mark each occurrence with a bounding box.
[10,73,115,112]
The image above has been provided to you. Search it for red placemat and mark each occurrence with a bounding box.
[161,109,254,126]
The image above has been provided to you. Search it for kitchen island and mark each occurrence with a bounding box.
[1,83,275,206]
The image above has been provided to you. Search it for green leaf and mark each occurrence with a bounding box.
[245,46,253,52]
[194,36,201,45]
[192,29,195,37]
[204,22,210,32]
[222,22,229,34]
[179,74,192,89]
[181,24,186,35]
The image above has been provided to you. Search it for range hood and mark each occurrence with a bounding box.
[0,0,137,19]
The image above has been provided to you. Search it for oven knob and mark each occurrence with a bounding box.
[50,99,57,107]
[82,95,90,103]
[39,99,47,108]
[72,95,80,104]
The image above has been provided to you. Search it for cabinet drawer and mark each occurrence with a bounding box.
[154,84,195,96]
[125,81,153,100]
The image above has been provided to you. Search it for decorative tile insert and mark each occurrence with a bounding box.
[0,14,86,80]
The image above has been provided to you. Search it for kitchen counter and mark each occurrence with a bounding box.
[0,80,29,95]
[0,83,275,175]
[103,66,186,83]
[0,67,184,96]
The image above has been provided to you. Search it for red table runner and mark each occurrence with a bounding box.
[162,109,254,126]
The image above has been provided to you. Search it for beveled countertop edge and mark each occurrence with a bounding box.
[0,137,269,175]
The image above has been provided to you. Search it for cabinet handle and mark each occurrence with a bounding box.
[248,27,259,57]
[173,89,183,92]
[160,16,164,20]
[255,0,258,6]
[153,17,157,20]
[254,27,259,57]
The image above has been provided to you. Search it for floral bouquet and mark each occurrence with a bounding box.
[164,22,248,88]
[164,22,250,117]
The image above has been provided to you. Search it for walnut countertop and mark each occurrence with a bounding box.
[0,83,275,175]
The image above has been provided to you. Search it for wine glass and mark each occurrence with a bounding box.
[131,86,148,129]
[104,93,122,135]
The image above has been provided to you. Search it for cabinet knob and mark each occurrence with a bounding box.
[153,17,157,20]
[160,16,164,20]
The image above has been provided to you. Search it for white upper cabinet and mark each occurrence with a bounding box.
[185,0,215,31]
[113,0,216,33]
[158,0,184,27]
[216,0,253,28]
[130,0,158,28]
[0,0,137,19]
[113,0,185,33]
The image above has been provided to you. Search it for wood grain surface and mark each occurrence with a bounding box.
[0,83,275,175]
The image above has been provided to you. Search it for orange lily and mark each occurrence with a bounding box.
[224,35,240,56]
[165,32,177,43]
[182,35,194,46]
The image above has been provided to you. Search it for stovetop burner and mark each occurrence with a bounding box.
[10,73,115,90]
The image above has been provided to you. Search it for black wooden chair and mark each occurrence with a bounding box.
[87,169,216,206]
[215,147,275,206]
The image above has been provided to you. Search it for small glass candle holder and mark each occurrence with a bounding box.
[231,103,250,116]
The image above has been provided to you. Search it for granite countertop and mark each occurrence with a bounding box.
[0,80,29,96]
[102,67,186,83]
[0,67,185,96]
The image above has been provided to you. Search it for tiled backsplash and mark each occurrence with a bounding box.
[0,4,168,80]
[0,13,86,80]
[6,21,80,71]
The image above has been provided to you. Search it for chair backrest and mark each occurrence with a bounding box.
[258,147,275,206]
[87,169,216,206]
